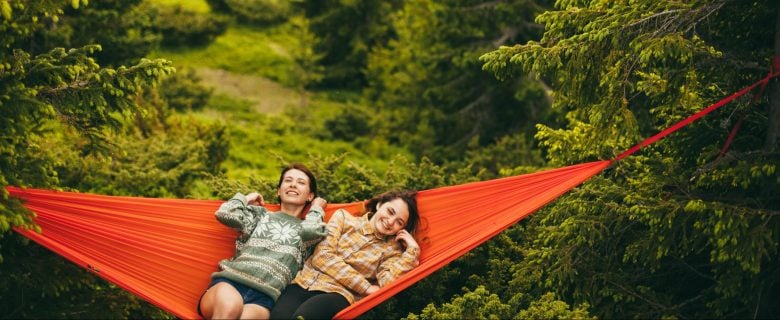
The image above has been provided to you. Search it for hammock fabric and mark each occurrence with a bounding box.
[8,70,778,319]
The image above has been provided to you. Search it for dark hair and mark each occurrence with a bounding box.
[277,163,317,199]
[365,190,419,234]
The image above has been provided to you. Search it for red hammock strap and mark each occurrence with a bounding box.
[719,57,779,156]
[719,116,745,157]
[774,55,780,72]
[615,70,780,162]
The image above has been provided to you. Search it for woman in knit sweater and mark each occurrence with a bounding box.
[270,190,421,320]
[198,164,328,320]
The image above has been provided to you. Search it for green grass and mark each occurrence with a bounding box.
[153,25,297,86]
[151,0,211,13]
[194,92,411,183]
[152,18,412,183]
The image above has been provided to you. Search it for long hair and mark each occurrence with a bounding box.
[365,190,419,234]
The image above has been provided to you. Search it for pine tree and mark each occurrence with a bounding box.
[365,0,555,160]
[303,0,402,89]
[479,0,780,317]
[1,1,175,317]
[1,0,174,234]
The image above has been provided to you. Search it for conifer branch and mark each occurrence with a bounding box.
[605,278,669,311]
[690,150,780,180]
[673,256,716,281]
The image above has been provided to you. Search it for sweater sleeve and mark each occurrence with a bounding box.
[300,204,327,241]
[309,210,374,295]
[214,192,267,237]
[376,245,420,287]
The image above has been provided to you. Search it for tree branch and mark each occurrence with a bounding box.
[458,91,491,116]
[458,1,502,11]
[628,9,685,29]
[605,278,669,311]
[673,256,716,281]
[690,150,780,181]
[37,80,92,95]
[493,27,519,47]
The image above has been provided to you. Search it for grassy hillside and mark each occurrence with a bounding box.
[150,3,410,182]
[156,25,298,86]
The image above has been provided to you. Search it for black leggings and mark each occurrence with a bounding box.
[270,284,350,320]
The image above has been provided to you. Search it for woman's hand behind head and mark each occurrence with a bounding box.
[395,229,419,251]
[311,197,327,209]
[246,192,265,206]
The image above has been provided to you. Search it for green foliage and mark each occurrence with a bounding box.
[141,2,230,47]
[287,14,324,106]
[0,66,226,317]
[155,0,211,13]
[455,133,546,178]
[40,0,162,67]
[223,0,292,25]
[156,67,214,112]
[514,292,595,320]
[387,226,524,319]
[195,92,406,181]
[154,25,298,86]
[409,286,512,320]
[206,0,232,14]
[1,43,174,232]
[49,117,227,198]
[365,0,556,160]
[303,0,402,89]
[480,0,780,318]
[407,286,593,320]
[0,1,190,318]
[0,233,171,319]
[321,104,372,141]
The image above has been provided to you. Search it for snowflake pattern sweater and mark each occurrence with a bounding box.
[211,193,326,300]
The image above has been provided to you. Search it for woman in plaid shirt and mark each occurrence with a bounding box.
[271,190,421,320]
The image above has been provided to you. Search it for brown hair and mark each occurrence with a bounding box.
[365,190,419,234]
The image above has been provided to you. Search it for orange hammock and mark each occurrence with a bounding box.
[8,71,777,319]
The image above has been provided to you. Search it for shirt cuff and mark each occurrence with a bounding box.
[309,204,324,215]
[232,193,248,206]
[358,280,372,295]
[405,246,420,258]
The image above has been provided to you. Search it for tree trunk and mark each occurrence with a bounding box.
[766,5,780,150]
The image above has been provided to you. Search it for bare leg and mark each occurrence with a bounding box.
[240,304,270,320]
[199,282,244,319]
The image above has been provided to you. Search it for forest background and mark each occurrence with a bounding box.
[1,0,779,318]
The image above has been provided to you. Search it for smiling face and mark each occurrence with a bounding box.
[276,169,314,206]
[370,198,410,237]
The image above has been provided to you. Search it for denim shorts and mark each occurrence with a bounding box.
[198,277,275,316]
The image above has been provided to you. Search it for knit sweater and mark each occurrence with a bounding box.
[211,193,326,301]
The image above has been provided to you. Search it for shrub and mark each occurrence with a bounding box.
[322,104,372,142]
[143,2,230,47]
[225,0,292,25]
[158,68,213,112]
[205,0,232,13]
[53,116,229,198]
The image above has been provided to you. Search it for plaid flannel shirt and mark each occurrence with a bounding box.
[294,209,420,303]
